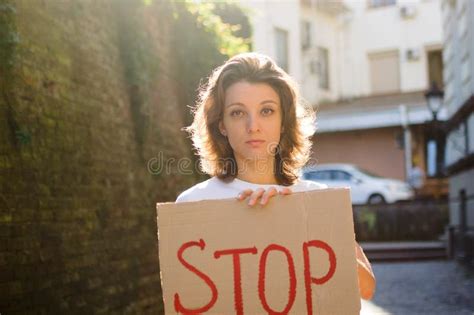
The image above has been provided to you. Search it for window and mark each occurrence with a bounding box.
[318,47,330,90]
[331,171,352,181]
[304,170,353,181]
[304,170,331,181]
[427,50,444,89]
[426,140,437,177]
[369,50,400,94]
[301,20,311,50]
[275,28,289,72]
[369,0,396,8]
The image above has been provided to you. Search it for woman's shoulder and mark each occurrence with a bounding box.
[293,178,328,192]
[175,177,224,203]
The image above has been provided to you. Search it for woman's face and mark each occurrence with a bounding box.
[219,81,282,165]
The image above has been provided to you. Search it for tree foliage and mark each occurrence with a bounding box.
[212,1,252,50]
[185,1,251,57]
[170,1,251,121]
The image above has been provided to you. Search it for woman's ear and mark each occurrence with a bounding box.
[219,121,227,136]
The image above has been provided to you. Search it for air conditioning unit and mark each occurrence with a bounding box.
[406,48,421,61]
[400,5,417,19]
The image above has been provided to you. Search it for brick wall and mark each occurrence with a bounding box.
[0,1,198,313]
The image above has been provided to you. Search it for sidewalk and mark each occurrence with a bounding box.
[361,260,474,314]
[360,241,447,261]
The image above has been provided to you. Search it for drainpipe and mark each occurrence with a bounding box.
[399,105,412,181]
[460,189,467,261]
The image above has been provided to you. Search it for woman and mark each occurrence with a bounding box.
[176,52,375,300]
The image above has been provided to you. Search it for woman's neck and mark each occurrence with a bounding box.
[235,157,278,185]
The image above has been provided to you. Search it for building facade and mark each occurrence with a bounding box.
[441,0,474,265]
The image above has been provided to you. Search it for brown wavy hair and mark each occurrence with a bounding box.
[185,52,316,186]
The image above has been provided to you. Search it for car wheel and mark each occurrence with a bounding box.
[368,194,386,205]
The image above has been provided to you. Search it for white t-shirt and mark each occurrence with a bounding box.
[175,176,328,203]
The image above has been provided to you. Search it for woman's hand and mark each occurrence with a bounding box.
[237,187,292,206]
[355,242,376,300]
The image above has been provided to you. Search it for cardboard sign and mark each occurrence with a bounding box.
[157,188,360,314]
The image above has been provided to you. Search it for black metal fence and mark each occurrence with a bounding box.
[353,193,474,267]
[353,199,450,242]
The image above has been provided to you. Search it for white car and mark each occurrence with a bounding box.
[301,163,414,205]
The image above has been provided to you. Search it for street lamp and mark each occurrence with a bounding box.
[425,82,444,122]
[424,82,445,178]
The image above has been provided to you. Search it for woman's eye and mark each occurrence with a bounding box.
[230,110,244,117]
[261,108,274,116]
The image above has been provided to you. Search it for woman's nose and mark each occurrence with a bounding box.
[246,114,261,133]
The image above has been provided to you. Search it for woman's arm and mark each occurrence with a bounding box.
[355,242,376,300]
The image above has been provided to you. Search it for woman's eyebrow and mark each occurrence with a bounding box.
[225,100,278,108]
[260,100,278,105]
[225,102,245,108]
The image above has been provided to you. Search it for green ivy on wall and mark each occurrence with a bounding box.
[0,1,19,75]
[0,1,30,148]
[114,0,160,159]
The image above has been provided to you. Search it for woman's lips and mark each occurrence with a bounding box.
[246,140,265,147]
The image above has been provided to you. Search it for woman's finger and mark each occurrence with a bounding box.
[260,187,278,205]
[354,242,376,300]
[248,188,265,206]
[237,189,253,201]
[279,187,293,195]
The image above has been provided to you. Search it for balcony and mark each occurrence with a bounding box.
[301,0,350,15]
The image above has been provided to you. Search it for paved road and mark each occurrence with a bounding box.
[361,260,474,315]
